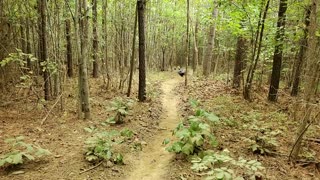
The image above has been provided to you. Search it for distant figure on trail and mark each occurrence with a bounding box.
[178,68,185,77]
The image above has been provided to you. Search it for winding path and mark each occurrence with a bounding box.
[125,78,180,180]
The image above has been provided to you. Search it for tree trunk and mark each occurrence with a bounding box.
[291,6,311,96]
[20,19,26,67]
[92,0,98,78]
[192,19,199,73]
[290,0,318,160]
[243,0,270,100]
[137,0,146,102]
[65,19,73,78]
[127,3,138,97]
[185,0,190,86]
[161,47,165,71]
[268,0,288,102]
[233,36,246,89]
[102,0,110,89]
[26,18,32,69]
[38,0,50,100]
[79,0,91,119]
[203,2,218,77]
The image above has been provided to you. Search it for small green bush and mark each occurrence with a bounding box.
[0,136,51,168]
[106,98,133,124]
[84,129,133,164]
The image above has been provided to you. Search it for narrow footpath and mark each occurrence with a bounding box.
[125,78,180,180]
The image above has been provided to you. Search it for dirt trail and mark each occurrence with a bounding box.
[125,78,180,180]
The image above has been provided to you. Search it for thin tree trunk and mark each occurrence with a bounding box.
[192,19,199,73]
[20,19,26,66]
[79,0,91,119]
[39,0,50,100]
[137,0,146,102]
[203,2,218,77]
[102,0,110,89]
[127,4,138,97]
[92,0,98,78]
[268,0,288,102]
[66,19,73,77]
[243,0,270,100]
[185,0,190,86]
[26,18,32,69]
[291,6,311,96]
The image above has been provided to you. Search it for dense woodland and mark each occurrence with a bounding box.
[0,0,319,179]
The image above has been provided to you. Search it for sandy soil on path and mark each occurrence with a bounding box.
[125,78,180,180]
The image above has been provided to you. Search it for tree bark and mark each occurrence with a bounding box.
[243,0,270,100]
[127,3,138,97]
[203,2,218,77]
[79,0,91,119]
[102,0,110,89]
[268,0,288,102]
[291,6,311,96]
[92,0,98,78]
[65,19,73,78]
[290,0,318,160]
[38,0,50,100]
[185,0,190,86]
[233,36,246,89]
[137,0,146,102]
[26,18,32,69]
[192,19,199,73]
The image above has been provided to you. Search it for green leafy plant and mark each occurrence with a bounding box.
[0,49,37,68]
[249,135,278,155]
[191,150,264,180]
[0,136,51,168]
[106,98,134,124]
[166,100,219,156]
[85,129,133,164]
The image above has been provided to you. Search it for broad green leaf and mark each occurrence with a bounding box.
[176,128,190,139]
[12,153,23,164]
[181,143,194,155]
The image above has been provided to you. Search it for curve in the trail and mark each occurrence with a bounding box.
[125,78,180,180]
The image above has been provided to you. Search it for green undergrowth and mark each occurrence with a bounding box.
[84,128,134,165]
[166,99,265,179]
[0,136,51,168]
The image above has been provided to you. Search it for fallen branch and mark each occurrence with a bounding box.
[40,93,63,125]
[306,138,320,143]
[79,161,103,174]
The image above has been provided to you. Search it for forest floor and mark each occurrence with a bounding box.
[0,71,320,180]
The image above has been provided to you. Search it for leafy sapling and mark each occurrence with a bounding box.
[106,98,134,124]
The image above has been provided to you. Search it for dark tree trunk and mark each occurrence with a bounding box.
[26,18,32,69]
[39,0,50,100]
[20,19,26,66]
[92,0,98,78]
[291,6,311,96]
[65,19,73,77]
[268,0,288,102]
[137,0,146,102]
[233,36,246,89]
